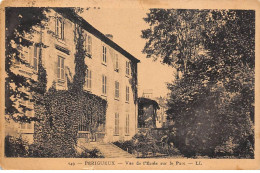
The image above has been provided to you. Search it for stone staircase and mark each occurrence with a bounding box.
[89,142,135,158]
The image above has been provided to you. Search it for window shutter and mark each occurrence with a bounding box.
[33,45,38,70]
[61,58,65,80]
[29,46,33,67]
[62,21,65,39]
[88,35,92,55]
[102,46,104,62]
[89,70,92,88]
[55,17,58,35]
[85,35,87,52]
[57,57,60,79]
[104,76,106,93]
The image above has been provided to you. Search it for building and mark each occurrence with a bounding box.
[154,96,168,128]
[137,97,159,129]
[140,91,168,128]
[6,8,140,143]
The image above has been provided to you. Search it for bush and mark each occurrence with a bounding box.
[77,148,104,158]
[113,130,181,158]
[113,140,135,154]
[5,135,29,157]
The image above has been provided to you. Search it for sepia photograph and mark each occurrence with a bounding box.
[0,0,259,170]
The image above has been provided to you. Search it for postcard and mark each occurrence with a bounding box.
[0,0,259,170]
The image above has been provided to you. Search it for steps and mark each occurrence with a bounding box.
[89,142,135,158]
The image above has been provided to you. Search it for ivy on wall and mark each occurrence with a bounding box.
[130,62,138,104]
[34,89,107,157]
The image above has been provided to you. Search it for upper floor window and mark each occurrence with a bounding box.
[115,53,119,72]
[102,46,107,64]
[102,75,107,95]
[125,114,130,135]
[16,45,38,72]
[85,35,92,56]
[126,61,130,76]
[85,69,92,90]
[20,46,29,61]
[114,113,119,135]
[55,18,64,40]
[126,86,130,102]
[57,56,65,80]
[115,81,120,99]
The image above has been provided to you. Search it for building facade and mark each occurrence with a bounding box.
[6,8,140,143]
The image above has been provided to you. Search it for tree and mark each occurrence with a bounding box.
[5,7,48,122]
[142,9,254,157]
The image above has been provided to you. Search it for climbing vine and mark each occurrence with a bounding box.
[130,61,138,104]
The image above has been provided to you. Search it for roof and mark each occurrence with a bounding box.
[138,97,160,110]
[54,8,140,63]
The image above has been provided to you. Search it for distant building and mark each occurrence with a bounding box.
[141,90,169,128]
[154,96,168,128]
[137,97,159,129]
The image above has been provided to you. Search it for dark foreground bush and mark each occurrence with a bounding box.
[5,135,104,158]
[113,130,181,158]
[5,135,29,157]
[76,148,104,158]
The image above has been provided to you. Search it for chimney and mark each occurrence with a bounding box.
[105,34,113,40]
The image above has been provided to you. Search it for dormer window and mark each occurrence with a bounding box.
[102,46,107,64]
[126,61,130,76]
[85,34,92,56]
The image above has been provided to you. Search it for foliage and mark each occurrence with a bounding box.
[33,89,107,157]
[5,135,29,157]
[142,9,254,158]
[5,7,48,122]
[77,148,104,158]
[113,140,136,154]
[5,135,104,158]
[130,62,138,104]
[138,97,159,128]
[113,130,181,158]
[72,17,87,92]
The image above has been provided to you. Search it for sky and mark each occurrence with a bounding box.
[80,7,175,98]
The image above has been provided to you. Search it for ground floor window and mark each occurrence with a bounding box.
[78,115,89,131]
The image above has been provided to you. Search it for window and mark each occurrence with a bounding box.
[57,56,65,80]
[125,114,130,135]
[16,45,37,70]
[16,45,30,65]
[126,86,130,102]
[115,54,119,72]
[115,113,119,135]
[21,46,29,61]
[78,115,89,131]
[85,69,92,90]
[102,46,107,64]
[115,81,119,99]
[102,75,107,95]
[126,61,130,76]
[55,17,64,40]
[85,35,92,56]
[20,98,34,130]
